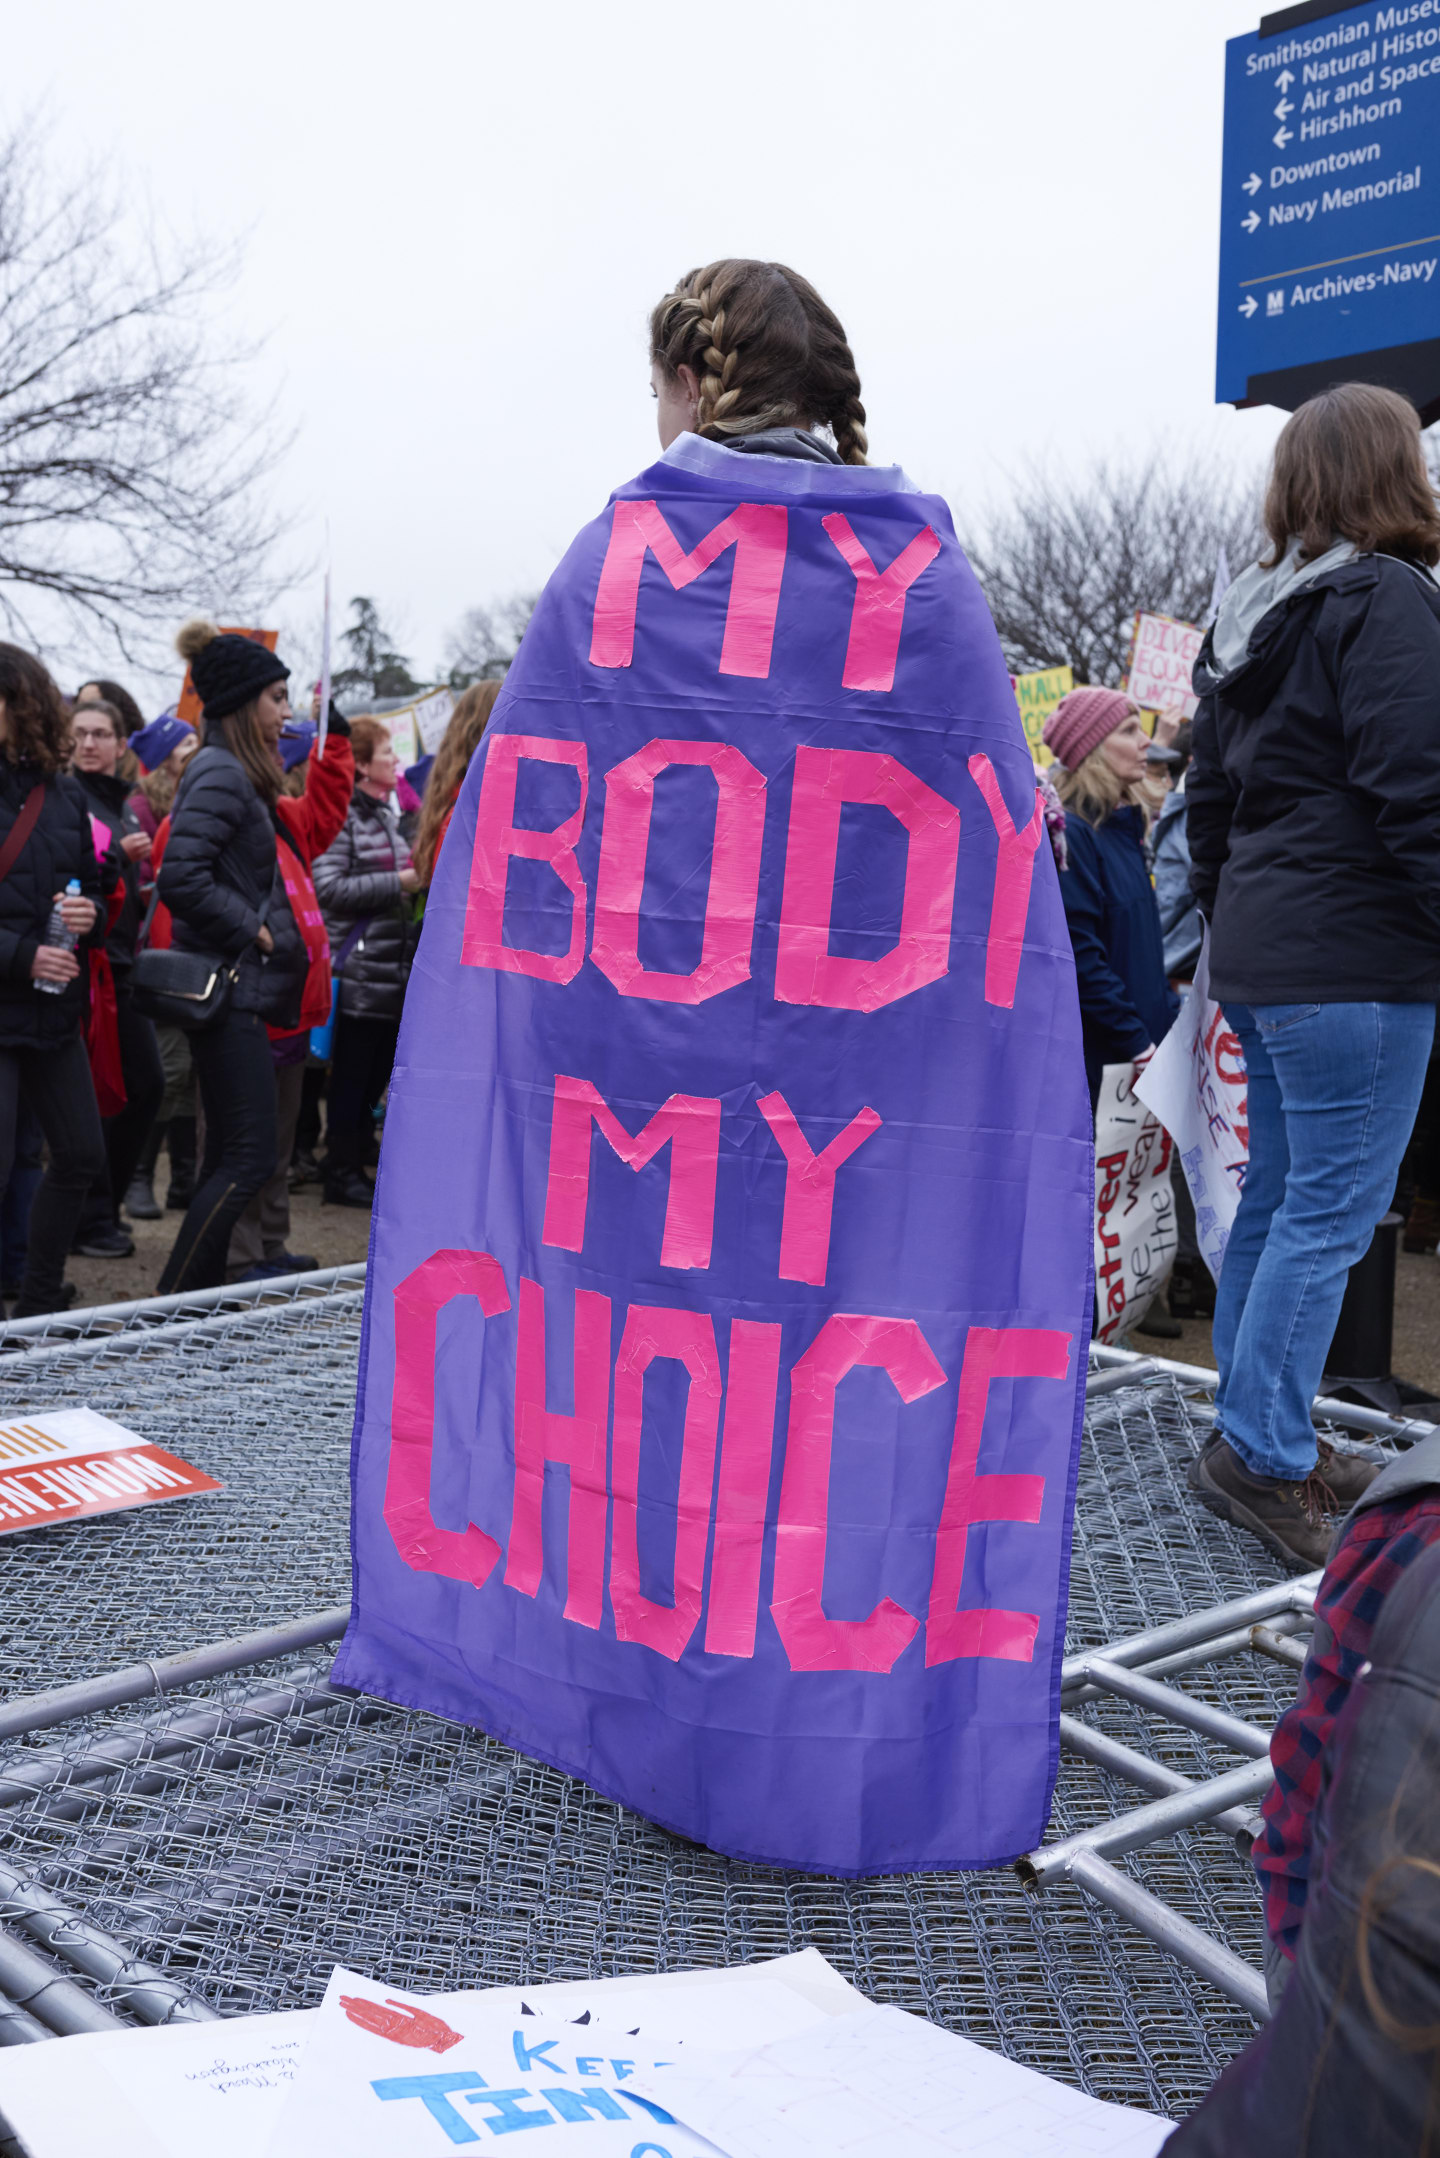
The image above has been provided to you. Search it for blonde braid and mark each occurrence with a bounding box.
[694,286,743,434]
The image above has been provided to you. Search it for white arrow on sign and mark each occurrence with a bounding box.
[1274,96,1294,117]
[1276,67,1294,89]
[1274,125,1293,147]
[1242,210,1260,233]
[1243,171,1263,195]
[1240,295,1258,317]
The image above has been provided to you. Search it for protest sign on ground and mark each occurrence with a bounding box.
[1124,613,1202,720]
[1135,938,1248,1282]
[0,1406,220,1532]
[1011,665,1072,767]
[335,432,1094,1875]
[1093,1060,1177,1343]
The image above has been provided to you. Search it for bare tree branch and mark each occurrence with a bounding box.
[0,114,292,666]
[443,592,539,687]
[961,452,1265,685]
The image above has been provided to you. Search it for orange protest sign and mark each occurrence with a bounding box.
[176,627,279,725]
[0,1407,221,1532]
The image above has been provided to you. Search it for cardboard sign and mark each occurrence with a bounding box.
[1124,613,1202,720]
[1135,936,1248,1282]
[176,629,278,725]
[359,688,456,771]
[334,432,1094,1876]
[1010,665,1072,768]
[0,1407,221,1531]
[1093,1061,1177,1344]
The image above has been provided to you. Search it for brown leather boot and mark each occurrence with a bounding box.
[1308,1438,1382,1511]
[1188,1436,1332,1571]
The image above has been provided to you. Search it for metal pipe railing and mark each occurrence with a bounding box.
[1088,1342,1434,1448]
[1062,1850,1270,2022]
[0,1607,351,1744]
[1071,1658,1273,1759]
[0,1263,366,1343]
[1018,1757,1276,1886]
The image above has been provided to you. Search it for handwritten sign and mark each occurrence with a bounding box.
[0,1407,220,1532]
[1093,1061,1178,1343]
[1011,665,1072,767]
[1135,936,1248,1282]
[1125,613,1202,720]
[335,436,1094,1874]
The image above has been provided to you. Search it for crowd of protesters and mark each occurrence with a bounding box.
[0,622,492,1310]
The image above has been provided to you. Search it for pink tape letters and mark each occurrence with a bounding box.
[926,1325,1071,1666]
[386,1250,511,1589]
[462,735,589,983]
[757,1092,883,1286]
[506,1279,611,1627]
[704,1320,783,1659]
[542,1075,721,1271]
[771,1314,947,1674]
[774,746,961,1012]
[821,514,942,694]
[608,1305,723,1661]
[589,500,788,678]
[592,740,767,1003]
[967,754,1045,1011]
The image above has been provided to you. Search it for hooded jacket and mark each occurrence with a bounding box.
[313,789,415,1024]
[1188,549,1440,1006]
[0,763,105,1052]
[157,728,307,1029]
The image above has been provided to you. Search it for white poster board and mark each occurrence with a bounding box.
[1094,1059,1178,1343]
[1135,935,1248,1281]
[1126,612,1203,719]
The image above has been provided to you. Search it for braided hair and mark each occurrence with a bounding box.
[649,260,869,465]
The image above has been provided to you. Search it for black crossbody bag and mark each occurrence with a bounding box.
[132,883,273,1032]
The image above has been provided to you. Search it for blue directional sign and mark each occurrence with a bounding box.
[1217,0,1440,418]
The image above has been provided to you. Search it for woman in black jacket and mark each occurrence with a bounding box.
[155,622,308,1292]
[68,697,164,1260]
[0,645,104,1316]
[1187,385,1440,1571]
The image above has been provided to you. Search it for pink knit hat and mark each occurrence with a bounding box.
[1042,687,1136,772]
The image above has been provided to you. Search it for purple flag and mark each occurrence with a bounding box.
[333,435,1093,1874]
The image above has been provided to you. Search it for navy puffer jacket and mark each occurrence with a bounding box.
[157,727,306,1028]
[0,761,105,1051]
[1057,803,1179,1104]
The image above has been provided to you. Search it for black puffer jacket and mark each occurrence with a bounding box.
[0,761,105,1051]
[1189,554,1440,1005]
[313,791,414,1023]
[157,728,306,1028]
[72,768,143,969]
[1163,1536,1440,2155]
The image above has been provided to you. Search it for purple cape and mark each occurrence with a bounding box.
[333,433,1093,1874]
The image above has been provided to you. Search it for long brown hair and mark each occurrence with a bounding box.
[413,682,501,887]
[1264,383,1440,566]
[650,260,869,465]
[0,644,69,773]
[218,700,282,807]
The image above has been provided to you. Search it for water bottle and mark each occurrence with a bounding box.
[36,877,82,996]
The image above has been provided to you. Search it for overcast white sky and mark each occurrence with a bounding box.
[7,0,1286,705]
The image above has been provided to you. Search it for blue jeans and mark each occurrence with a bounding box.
[1214,1001,1434,1481]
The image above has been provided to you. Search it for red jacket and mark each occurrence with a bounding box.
[149,729,355,1037]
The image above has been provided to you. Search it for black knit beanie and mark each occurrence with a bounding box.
[176,620,290,720]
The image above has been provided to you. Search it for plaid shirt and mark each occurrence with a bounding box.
[1254,1486,1440,1958]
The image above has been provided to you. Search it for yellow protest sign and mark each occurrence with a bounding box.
[1011,666,1073,767]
